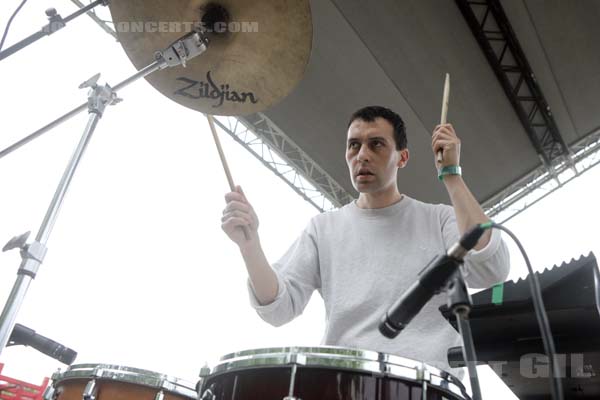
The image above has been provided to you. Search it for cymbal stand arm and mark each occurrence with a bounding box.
[0,0,109,62]
[0,30,209,160]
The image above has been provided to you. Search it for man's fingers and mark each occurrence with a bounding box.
[432,139,455,153]
[222,216,251,231]
[433,124,456,138]
[223,200,251,215]
[433,127,455,138]
[432,131,459,145]
[221,210,252,223]
[224,191,244,202]
[236,185,250,202]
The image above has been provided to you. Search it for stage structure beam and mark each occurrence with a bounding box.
[455,0,570,167]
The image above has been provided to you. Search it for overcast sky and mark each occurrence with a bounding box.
[1,2,598,399]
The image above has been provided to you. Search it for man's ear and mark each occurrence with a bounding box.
[397,148,410,169]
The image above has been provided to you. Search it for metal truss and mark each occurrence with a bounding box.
[484,127,600,223]
[213,114,354,211]
[455,0,570,167]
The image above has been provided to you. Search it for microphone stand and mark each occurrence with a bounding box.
[447,271,482,400]
[0,0,108,62]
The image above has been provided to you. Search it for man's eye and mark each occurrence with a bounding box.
[372,140,383,147]
[349,142,359,149]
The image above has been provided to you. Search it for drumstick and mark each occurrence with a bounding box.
[437,73,450,163]
[205,114,251,241]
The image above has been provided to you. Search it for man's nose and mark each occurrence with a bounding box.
[357,145,370,162]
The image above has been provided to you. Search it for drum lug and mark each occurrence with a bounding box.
[282,363,303,400]
[416,364,431,382]
[281,352,307,400]
[416,364,431,400]
[154,390,165,400]
[199,383,216,400]
[82,379,98,400]
[42,385,57,400]
[196,364,211,395]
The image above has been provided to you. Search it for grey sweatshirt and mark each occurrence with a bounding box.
[248,195,510,373]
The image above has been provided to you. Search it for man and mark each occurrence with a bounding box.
[221,106,509,373]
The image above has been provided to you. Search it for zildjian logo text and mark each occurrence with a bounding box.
[174,71,259,108]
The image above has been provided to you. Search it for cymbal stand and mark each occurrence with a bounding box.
[0,29,209,354]
[0,0,109,62]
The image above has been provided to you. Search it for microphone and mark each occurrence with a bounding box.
[9,323,77,365]
[379,224,487,338]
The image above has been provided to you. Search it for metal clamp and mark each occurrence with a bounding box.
[79,74,122,116]
[155,31,208,69]
[3,231,48,278]
[42,8,66,34]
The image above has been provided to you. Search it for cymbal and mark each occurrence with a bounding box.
[108,0,312,116]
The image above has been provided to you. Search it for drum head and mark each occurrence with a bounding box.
[204,346,469,400]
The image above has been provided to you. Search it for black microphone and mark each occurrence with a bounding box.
[379,224,487,338]
[9,323,77,365]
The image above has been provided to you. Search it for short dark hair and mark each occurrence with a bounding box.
[348,106,407,150]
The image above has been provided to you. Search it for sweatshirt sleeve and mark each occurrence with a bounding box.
[440,205,510,289]
[247,220,321,326]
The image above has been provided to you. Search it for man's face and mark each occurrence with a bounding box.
[345,117,409,194]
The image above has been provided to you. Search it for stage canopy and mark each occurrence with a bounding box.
[251,0,600,210]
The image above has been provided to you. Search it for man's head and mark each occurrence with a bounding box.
[348,106,408,150]
[346,106,409,195]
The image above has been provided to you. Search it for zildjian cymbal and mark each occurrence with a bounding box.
[108,0,312,116]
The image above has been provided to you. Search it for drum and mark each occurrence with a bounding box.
[44,364,197,400]
[198,347,469,400]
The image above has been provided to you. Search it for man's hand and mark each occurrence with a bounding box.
[431,124,492,250]
[432,123,461,168]
[222,186,278,305]
[222,185,259,248]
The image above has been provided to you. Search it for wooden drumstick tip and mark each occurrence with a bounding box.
[438,73,450,163]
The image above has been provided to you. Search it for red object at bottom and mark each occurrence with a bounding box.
[0,363,49,400]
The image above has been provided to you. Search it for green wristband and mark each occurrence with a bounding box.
[438,165,462,181]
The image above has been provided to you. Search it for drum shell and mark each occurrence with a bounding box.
[48,364,197,400]
[53,379,192,400]
[202,365,463,400]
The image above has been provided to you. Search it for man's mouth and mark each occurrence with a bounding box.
[356,169,375,180]
[356,168,374,177]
